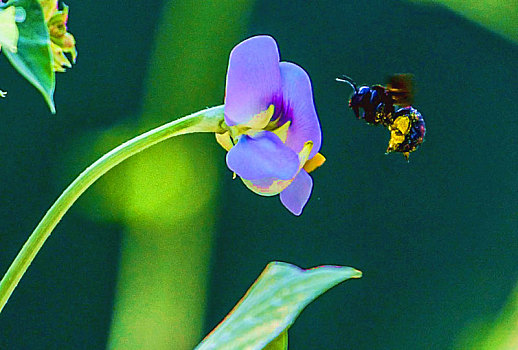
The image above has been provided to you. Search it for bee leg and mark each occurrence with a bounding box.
[352,106,360,119]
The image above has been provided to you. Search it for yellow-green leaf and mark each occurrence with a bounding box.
[196,262,362,350]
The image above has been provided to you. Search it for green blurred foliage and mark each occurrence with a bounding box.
[409,0,518,43]
[71,1,255,349]
[65,124,221,225]
[108,218,217,350]
[455,282,518,350]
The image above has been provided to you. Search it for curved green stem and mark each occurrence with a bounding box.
[0,104,226,313]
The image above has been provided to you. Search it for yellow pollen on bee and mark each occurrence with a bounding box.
[387,116,410,151]
[391,116,410,134]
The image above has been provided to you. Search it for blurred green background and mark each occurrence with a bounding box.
[0,0,517,349]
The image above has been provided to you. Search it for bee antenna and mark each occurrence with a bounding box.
[335,75,358,92]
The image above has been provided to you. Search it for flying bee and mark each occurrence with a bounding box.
[336,73,426,160]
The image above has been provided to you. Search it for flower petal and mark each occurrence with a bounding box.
[240,177,292,197]
[224,36,282,126]
[280,170,313,216]
[279,62,322,159]
[238,140,313,197]
[40,0,58,22]
[303,152,326,173]
[226,131,299,181]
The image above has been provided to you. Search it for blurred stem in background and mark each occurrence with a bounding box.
[106,1,254,349]
[409,0,518,43]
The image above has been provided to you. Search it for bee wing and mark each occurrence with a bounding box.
[386,74,414,106]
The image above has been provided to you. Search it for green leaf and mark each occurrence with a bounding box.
[2,0,55,113]
[195,261,362,350]
[264,330,288,350]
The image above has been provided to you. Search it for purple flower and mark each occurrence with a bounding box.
[216,35,325,216]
